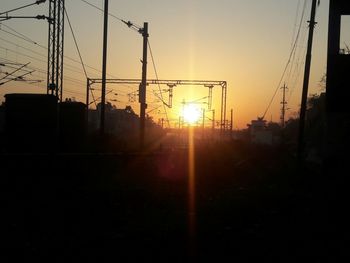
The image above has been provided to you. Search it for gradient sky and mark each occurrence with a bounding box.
[0,0,333,128]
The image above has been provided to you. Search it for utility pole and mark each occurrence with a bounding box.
[230,109,233,139]
[298,0,317,161]
[139,22,148,149]
[100,0,109,135]
[280,84,288,128]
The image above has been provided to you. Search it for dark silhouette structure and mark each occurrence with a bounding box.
[326,1,350,253]
[326,0,350,159]
[59,100,86,151]
[4,93,58,152]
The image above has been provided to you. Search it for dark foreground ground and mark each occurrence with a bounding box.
[2,142,347,261]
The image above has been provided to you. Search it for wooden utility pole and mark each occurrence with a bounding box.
[298,0,317,160]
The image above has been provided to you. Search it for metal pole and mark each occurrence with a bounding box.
[100,0,109,135]
[224,83,227,131]
[220,85,224,134]
[59,0,65,102]
[297,0,317,160]
[55,0,61,98]
[47,1,52,95]
[281,84,287,128]
[140,22,148,149]
[230,109,233,139]
[51,0,56,95]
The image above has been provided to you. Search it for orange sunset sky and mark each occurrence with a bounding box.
[1,0,342,129]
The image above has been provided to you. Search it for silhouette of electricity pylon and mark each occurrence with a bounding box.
[47,0,65,102]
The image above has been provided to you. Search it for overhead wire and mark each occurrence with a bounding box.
[0,56,86,87]
[80,0,142,29]
[1,1,157,113]
[0,43,92,78]
[0,24,45,47]
[261,0,307,119]
[286,0,307,85]
[65,6,100,107]
[80,0,124,22]
[148,40,170,128]
[0,0,47,16]
[287,33,308,103]
[1,23,133,94]
[80,0,170,120]
[0,24,122,79]
[64,7,88,79]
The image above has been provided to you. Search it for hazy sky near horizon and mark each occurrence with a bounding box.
[0,0,332,128]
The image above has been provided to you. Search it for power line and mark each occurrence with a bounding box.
[0,45,47,64]
[80,0,124,23]
[261,0,307,119]
[148,40,170,128]
[0,24,135,91]
[0,56,87,86]
[286,0,307,85]
[0,44,92,77]
[287,32,308,103]
[0,62,32,74]
[64,7,88,79]
[290,0,302,52]
[0,0,46,16]
[0,36,107,79]
[80,0,143,32]
[0,62,30,81]
[0,23,127,81]
[0,36,47,59]
[0,24,45,47]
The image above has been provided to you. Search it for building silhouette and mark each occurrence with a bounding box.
[326,0,350,159]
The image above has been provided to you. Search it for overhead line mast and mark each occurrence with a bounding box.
[47,0,65,102]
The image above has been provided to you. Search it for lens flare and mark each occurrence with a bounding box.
[188,126,196,256]
[183,104,201,125]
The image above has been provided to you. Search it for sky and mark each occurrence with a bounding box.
[0,0,333,129]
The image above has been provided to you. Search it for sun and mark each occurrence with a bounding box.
[183,104,201,125]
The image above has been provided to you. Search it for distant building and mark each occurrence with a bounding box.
[247,117,280,145]
[88,103,139,138]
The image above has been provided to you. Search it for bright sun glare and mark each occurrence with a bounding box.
[183,104,201,124]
